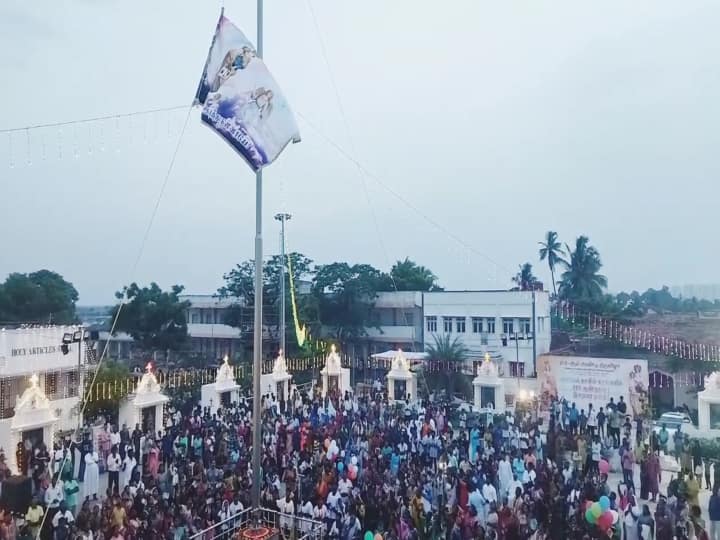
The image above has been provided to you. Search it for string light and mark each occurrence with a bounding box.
[558,300,720,363]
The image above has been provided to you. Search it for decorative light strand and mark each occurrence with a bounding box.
[555,301,720,363]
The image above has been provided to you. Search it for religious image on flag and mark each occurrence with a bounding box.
[195,13,300,171]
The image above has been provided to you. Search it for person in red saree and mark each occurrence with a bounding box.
[458,474,469,512]
[646,451,661,502]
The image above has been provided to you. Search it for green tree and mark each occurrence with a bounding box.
[558,236,608,308]
[110,283,189,355]
[312,262,385,344]
[0,270,79,324]
[538,231,565,298]
[82,361,130,422]
[512,263,539,291]
[218,253,316,355]
[424,334,470,399]
[382,258,442,291]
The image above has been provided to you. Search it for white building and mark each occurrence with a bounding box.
[0,326,88,472]
[365,291,424,354]
[422,290,551,378]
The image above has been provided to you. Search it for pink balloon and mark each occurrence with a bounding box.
[597,511,613,531]
[599,459,610,475]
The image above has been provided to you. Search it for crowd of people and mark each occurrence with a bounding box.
[1,381,719,540]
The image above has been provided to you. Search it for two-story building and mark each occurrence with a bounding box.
[0,326,88,472]
[422,290,551,377]
[365,291,424,354]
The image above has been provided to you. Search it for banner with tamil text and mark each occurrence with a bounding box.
[537,355,649,419]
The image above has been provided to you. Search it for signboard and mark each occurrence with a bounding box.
[537,355,649,419]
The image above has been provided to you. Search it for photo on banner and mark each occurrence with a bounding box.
[194,13,300,171]
[537,355,649,421]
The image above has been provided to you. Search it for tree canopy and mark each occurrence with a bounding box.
[0,270,79,324]
[538,230,565,297]
[382,258,442,292]
[110,283,189,352]
[558,235,608,308]
[511,263,540,291]
[312,262,386,341]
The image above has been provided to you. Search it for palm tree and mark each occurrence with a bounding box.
[538,230,565,298]
[512,263,539,291]
[425,334,470,400]
[558,235,608,305]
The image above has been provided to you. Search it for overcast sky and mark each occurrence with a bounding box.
[1,1,719,305]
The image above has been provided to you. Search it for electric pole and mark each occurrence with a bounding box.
[274,213,291,356]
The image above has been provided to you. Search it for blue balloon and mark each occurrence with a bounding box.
[337,461,344,472]
[599,495,610,512]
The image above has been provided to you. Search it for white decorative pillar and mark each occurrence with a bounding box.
[321,345,351,398]
[387,350,417,403]
[472,354,505,413]
[119,363,169,435]
[10,373,59,474]
[202,356,241,415]
[698,372,720,431]
[261,351,293,403]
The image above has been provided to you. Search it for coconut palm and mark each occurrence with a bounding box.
[558,235,608,305]
[512,263,539,291]
[424,334,470,400]
[538,230,565,298]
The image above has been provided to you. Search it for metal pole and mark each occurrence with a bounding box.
[275,213,291,357]
[531,291,537,377]
[77,326,84,432]
[515,332,520,383]
[252,0,264,513]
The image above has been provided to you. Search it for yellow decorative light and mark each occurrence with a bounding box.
[287,255,308,347]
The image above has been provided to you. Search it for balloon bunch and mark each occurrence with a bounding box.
[347,456,359,481]
[364,532,382,540]
[584,497,617,532]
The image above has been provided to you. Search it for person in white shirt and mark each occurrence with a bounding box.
[276,494,295,537]
[120,451,136,492]
[52,501,74,529]
[45,477,64,510]
[338,474,353,497]
[326,486,341,525]
[507,475,524,505]
[498,455,513,499]
[299,497,314,533]
[106,446,121,495]
[586,404,598,437]
[482,478,497,519]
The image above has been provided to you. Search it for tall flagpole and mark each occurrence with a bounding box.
[252,0,264,513]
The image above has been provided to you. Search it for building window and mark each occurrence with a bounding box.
[191,312,200,324]
[520,318,531,335]
[472,317,483,333]
[426,316,437,333]
[443,317,453,333]
[455,317,466,333]
[403,311,415,326]
[486,318,496,334]
[509,361,525,377]
[502,318,514,335]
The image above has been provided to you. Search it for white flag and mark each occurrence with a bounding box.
[195,13,300,171]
